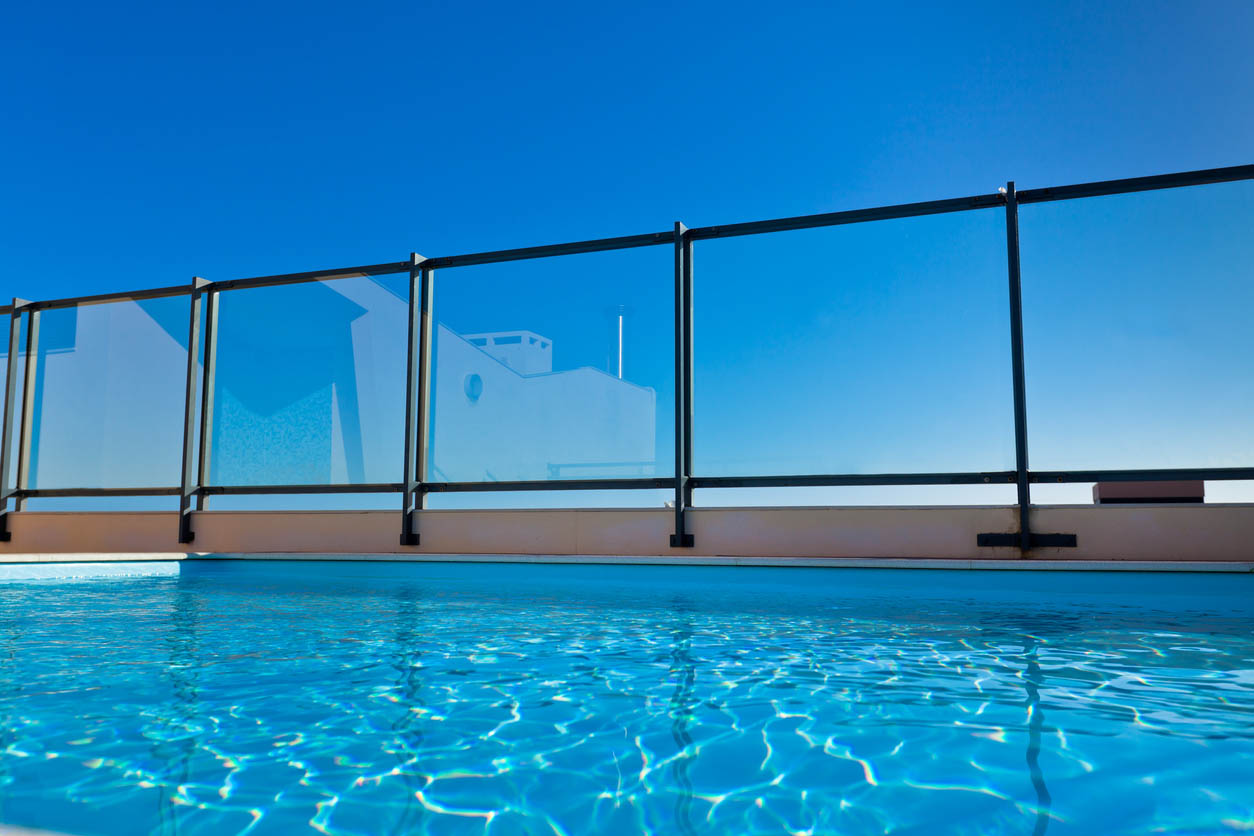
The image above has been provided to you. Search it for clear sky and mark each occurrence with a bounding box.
[2,1,1252,509]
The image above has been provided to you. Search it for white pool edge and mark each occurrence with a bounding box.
[1,553,1251,575]
[0,561,181,581]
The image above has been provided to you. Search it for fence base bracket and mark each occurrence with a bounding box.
[670,533,694,548]
[977,532,1078,548]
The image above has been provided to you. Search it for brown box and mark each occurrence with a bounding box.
[1093,481,1204,504]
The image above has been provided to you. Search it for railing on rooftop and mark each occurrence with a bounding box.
[0,163,1250,550]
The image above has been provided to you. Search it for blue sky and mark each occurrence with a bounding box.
[2,0,1251,508]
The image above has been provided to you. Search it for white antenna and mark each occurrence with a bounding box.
[608,304,631,379]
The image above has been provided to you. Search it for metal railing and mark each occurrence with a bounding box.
[0,163,1250,550]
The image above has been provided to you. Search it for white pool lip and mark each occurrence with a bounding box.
[1,553,1251,574]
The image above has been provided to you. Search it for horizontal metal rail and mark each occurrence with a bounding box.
[202,483,404,495]
[17,487,182,498]
[424,231,675,269]
[1,262,412,314]
[688,193,1006,240]
[425,477,674,493]
[211,262,411,292]
[1030,467,1254,484]
[204,479,673,495]
[29,284,193,311]
[1017,163,1254,205]
[18,478,672,499]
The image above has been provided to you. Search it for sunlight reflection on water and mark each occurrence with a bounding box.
[0,562,1251,835]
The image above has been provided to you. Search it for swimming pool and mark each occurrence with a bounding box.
[1,561,1251,835]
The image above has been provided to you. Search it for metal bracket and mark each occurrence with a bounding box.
[977,532,1078,548]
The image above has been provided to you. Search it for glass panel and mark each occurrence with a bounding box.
[1021,179,1254,475]
[209,275,407,487]
[694,208,1013,478]
[429,246,673,486]
[26,297,189,489]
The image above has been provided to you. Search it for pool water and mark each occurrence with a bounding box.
[1,561,1251,835]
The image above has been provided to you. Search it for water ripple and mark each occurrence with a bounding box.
[0,562,1251,835]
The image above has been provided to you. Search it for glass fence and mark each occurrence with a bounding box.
[429,244,673,485]
[21,297,190,492]
[210,276,408,489]
[693,206,1014,479]
[0,164,1249,546]
[1020,178,1254,490]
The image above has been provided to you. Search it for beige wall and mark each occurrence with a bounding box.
[0,504,1250,562]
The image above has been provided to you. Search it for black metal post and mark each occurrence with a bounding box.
[0,301,28,540]
[1005,182,1032,551]
[401,255,432,545]
[14,308,41,512]
[399,254,420,544]
[978,184,1077,551]
[178,279,209,543]
[683,232,694,510]
[195,288,219,511]
[671,223,694,547]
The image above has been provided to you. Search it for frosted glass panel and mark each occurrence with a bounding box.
[210,275,407,486]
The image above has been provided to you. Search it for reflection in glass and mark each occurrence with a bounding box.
[429,247,672,484]
[209,276,407,486]
[24,298,188,489]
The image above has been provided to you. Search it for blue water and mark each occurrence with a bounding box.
[1,562,1252,835]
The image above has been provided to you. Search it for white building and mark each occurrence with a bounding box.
[432,325,655,482]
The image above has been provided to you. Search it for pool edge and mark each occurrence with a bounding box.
[1,553,1251,572]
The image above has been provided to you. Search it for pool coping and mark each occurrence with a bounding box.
[1,553,1252,572]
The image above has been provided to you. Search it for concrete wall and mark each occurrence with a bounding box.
[1,504,1250,562]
